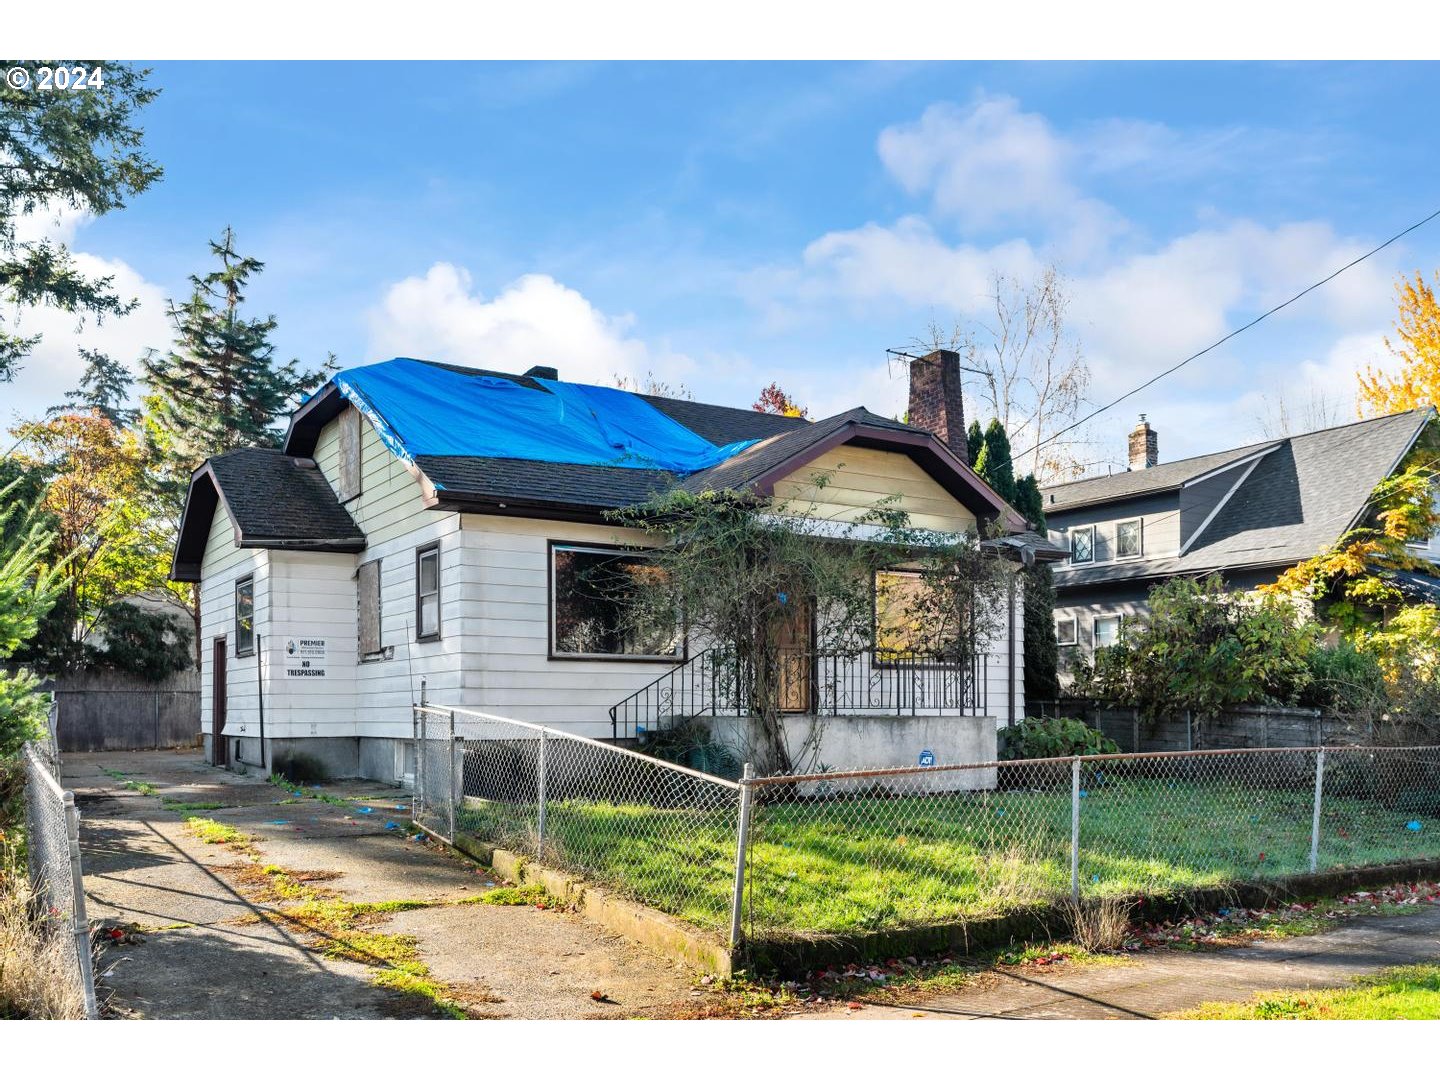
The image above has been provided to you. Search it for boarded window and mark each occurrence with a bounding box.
[359,559,382,656]
[551,544,678,658]
[235,576,255,657]
[337,407,362,501]
[416,544,441,641]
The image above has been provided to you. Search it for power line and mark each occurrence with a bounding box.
[1017,205,1440,463]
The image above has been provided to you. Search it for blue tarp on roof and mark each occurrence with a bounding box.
[330,358,758,478]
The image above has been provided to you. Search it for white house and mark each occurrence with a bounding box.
[171,351,1061,784]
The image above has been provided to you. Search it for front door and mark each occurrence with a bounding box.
[212,637,228,767]
[775,599,813,713]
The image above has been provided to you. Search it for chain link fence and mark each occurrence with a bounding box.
[414,704,743,936]
[414,701,1440,948]
[20,741,99,1018]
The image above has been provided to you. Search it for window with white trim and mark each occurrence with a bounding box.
[415,544,441,641]
[1055,616,1077,647]
[1116,519,1143,559]
[1070,525,1095,564]
[1094,614,1122,649]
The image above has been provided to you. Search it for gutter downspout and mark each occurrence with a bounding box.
[1007,570,1017,727]
[257,632,268,774]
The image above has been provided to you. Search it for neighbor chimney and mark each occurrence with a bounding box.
[907,349,968,463]
[1129,415,1158,470]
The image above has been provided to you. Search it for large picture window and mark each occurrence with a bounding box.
[416,544,441,641]
[551,543,679,659]
[235,576,255,657]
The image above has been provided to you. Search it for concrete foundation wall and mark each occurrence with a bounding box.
[702,713,999,790]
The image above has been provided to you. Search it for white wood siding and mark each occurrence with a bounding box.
[198,502,267,740]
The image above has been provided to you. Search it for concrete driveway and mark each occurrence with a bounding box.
[67,750,698,1019]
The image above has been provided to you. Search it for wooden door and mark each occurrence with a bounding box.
[211,637,228,767]
[775,599,813,713]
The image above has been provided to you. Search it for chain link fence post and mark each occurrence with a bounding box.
[448,709,458,843]
[1309,746,1326,874]
[64,791,99,1019]
[536,729,548,859]
[1070,756,1081,903]
[729,762,755,951]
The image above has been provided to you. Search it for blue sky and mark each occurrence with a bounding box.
[10,60,1440,475]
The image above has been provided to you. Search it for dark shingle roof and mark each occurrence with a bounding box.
[1052,409,1434,586]
[639,395,809,446]
[415,456,678,510]
[209,449,367,546]
[1043,441,1279,512]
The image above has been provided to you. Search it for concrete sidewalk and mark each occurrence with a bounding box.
[69,750,698,1019]
[801,904,1440,1020]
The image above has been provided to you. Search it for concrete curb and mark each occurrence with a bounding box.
[426,826,735,975]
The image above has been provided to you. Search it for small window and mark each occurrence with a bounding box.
[235,576,255,657]
[416,544,441,641]
[337,407,362,502]
[1094,614,1122,650]
[359,559,382,657]
[551,543,679,659]
[1070,526,1095,564]
[1055,616,1078,647]
[1116,519,1142,559]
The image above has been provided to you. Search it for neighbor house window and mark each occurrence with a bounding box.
[415,544,441,641]
[235,576,255,657]
[358,559,382,657]
[873,569,968,661]
[550,543,678,659]
[1116,519,1142,559]
[1055,616,1078,647]
[1070,526,1095,564]
[1094,614,1122,650]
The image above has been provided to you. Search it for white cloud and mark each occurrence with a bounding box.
[2,214,169,428]
[366,264,685,388]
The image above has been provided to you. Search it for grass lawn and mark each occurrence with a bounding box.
[455,776,1440,936]
[1179,964,1440,1019]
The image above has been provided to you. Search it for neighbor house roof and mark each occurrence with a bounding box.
[1042,441,1280,513]
[171,449,367,582]
[1048,408,1434,587]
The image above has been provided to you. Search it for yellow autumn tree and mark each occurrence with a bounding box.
[1357,271,1440,416]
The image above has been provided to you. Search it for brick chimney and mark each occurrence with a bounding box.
[907,349,968,463]
[1128,415,1158,470]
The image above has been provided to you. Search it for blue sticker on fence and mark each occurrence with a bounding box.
[918,750,935,767]
[1407,820,1423,831]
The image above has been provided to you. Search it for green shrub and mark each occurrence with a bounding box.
[999,716,1119,760]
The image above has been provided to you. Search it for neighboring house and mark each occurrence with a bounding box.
[171,351,1058,783]
[1042,409,1437,670]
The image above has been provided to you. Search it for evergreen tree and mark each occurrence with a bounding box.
[966,419,984,466]
[974,418,1018,504]
[141,227,328,473]
[1013,474,1045,530]
[1,62,161,382]
[54,348,137,425]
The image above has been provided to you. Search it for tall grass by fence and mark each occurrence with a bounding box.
[414,701,1440,948]
[19,742,99,1017]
